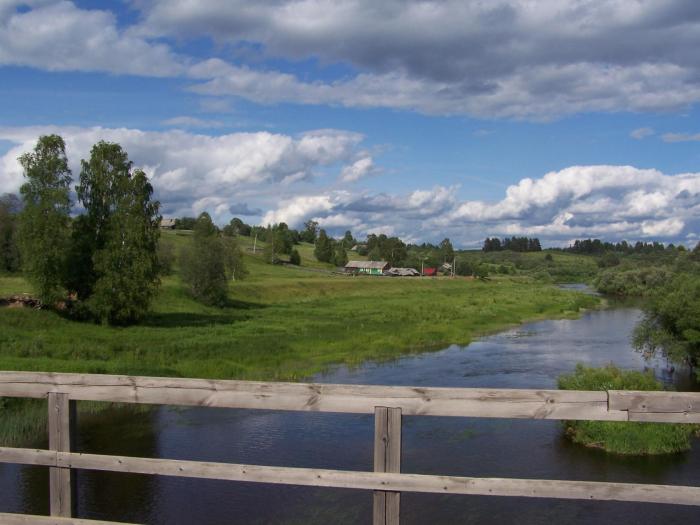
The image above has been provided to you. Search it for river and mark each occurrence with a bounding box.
[1,298,699,523]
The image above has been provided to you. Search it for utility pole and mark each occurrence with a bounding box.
[253,232,258,254]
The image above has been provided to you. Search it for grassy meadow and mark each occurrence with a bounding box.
[0,230,599,382]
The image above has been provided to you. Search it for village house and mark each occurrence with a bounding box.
[160,218,177,229]
[422,267,437,277]
[344,260,389,275]
[385,267,420,277]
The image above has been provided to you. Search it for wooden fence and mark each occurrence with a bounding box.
[0,371,699,525]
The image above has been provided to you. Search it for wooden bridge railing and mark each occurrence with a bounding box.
[0,371,699,525]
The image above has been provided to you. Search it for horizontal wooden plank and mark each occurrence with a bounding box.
[627,411,700,423]
[0,447,57,466]
[610,390,700,413]
[0,512,140,525]
[2,448,699,507]
[0,371,627,421]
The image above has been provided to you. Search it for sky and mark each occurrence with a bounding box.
[0,1,699,248]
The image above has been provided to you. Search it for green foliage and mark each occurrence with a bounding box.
[594,267,670,296]
[439,238,454,263]
[483,236,541,252]
[0,193,21,272]
[314,229,334,263]
[300,220,318,243]
[222,217,251,237]
[597,252,621,268]
[157,238,176,276]
[366,234,407,266]
[341,230,355,249]
[289,249,301,266]
[454,259,473,276]
[174,217,197,230]
[368,247,382,261]
[333,245,348,267]
[558,364,697,455]
[633,274,700,366]
[69,142,161,324]
[223,236,248,281]
[181,213,230,306]
[17,135,72,303]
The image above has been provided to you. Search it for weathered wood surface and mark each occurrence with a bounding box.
[373,407,401,525]
[2,448,700,507]
[0,514,136,525]
[48,393,74,517]
[609,390,700,423]
[0,513,140,525]
[0,371,632,421]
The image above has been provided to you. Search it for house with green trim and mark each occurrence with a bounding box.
[344,260,389,275]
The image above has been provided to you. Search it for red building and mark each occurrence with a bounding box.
[422,267,437,276]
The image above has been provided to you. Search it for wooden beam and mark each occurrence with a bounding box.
[2,448,699,507]
[0,513,140,525]
[0,371,634,421]
[609,390,700,423]
[48,393,75,517]
[373,407,401,525]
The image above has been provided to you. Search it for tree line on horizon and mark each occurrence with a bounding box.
[482,236,542,252]
[564,238,687,255]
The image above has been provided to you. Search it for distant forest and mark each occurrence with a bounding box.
[482,237,542,252]
[563,238,684,254]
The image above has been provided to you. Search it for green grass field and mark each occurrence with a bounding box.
[0,231,599,382]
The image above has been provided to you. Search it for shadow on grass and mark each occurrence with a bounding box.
[143,299,267,328]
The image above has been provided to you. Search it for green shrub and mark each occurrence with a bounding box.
[558,364,698,455]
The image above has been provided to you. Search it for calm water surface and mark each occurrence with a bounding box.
[2,301,699,524]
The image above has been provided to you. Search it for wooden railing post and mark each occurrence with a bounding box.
[48,392,75,517]
[373,406,401,525]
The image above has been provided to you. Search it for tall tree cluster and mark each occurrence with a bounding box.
[16,135,161,324]
[483,236,542,252]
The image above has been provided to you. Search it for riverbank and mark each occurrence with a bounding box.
[0,270,598,381]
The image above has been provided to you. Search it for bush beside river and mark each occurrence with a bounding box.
[558,364,699,455]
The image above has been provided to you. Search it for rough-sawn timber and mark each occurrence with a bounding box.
[1,448,699,507]
[2,370,688,422]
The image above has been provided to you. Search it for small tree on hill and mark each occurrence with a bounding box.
[333,245,348,267]
[223,236,248,280]
[181,213,229,306]
[301,220,319,243]
[17,135,72,303]
[342,230,355,249]
[314,229,334,263]
[439,238,454,263]
[289,249,301,265]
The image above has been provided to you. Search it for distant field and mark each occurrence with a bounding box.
[0,231,599,381]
